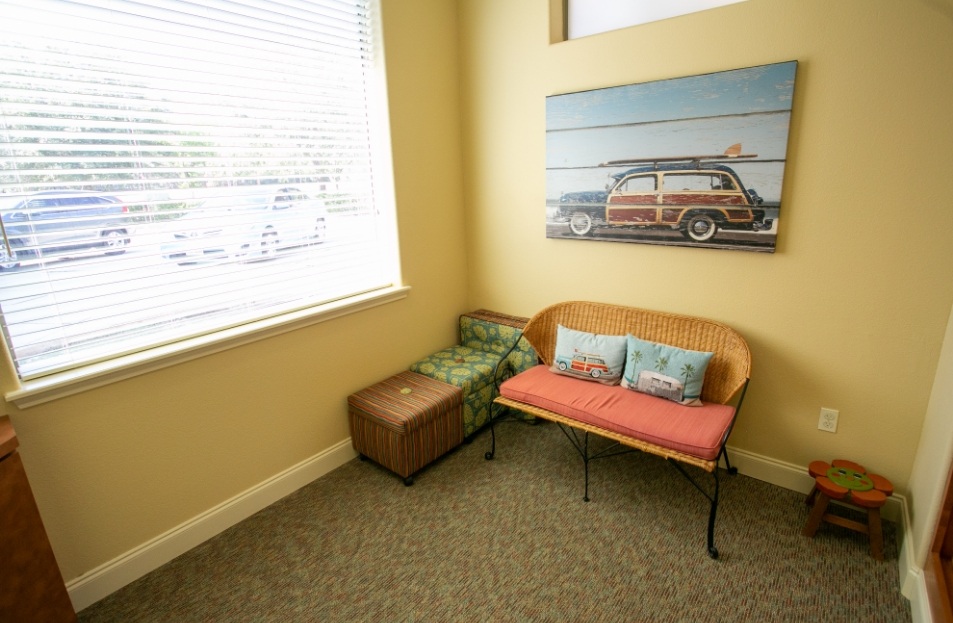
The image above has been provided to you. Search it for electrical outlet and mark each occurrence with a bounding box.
[818,408,839,433]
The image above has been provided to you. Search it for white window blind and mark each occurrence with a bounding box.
[0,0,398,380]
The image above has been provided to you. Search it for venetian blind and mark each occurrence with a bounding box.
[0,0,397,380]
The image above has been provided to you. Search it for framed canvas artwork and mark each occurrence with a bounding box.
[546,61,797,252]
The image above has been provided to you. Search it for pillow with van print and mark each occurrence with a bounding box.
[621,335,713,406]
[550,325,627,385]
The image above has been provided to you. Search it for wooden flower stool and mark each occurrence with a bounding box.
[802,459,894,560]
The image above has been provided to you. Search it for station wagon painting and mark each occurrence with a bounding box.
[546,61,797,252]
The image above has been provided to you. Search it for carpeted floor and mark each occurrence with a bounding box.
[78,419,912,622]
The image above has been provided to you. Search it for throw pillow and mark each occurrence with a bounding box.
[550,325,627,385]
[621,335,714,406]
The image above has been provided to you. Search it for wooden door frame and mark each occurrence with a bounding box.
[926,463,953,622]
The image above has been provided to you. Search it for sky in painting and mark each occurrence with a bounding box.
[546,62,797,202]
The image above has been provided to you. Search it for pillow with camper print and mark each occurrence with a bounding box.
[621,335,714,406]
[550,325,627,385]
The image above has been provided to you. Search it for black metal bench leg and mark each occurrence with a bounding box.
[583,432,590,502]
[485,347,521,461]
[707,467,720,559]
[719,446,738,475]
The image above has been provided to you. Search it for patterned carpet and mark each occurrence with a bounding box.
[79,420,911,622]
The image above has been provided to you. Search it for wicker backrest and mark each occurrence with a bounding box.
[522,301,751,405]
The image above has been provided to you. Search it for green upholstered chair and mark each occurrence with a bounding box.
[410,311,537,438]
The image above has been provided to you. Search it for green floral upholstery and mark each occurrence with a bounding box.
[410,313,538,437]
[410,346,500,435]
[507,335,538,376]
[460,316,519,353]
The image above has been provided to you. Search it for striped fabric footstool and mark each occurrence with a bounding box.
[347,371,464,485]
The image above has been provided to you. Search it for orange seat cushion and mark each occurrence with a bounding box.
[500,365,735,461]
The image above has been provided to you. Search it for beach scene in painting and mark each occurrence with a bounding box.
[546,61,797,252]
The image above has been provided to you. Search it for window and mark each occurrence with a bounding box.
[662,173,719,192]
[0,0,400,393]
[566,0,748,39]
[618,176,656,193]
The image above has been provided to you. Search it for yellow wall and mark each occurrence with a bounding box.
[6,0,953,594]
[459,0,953,493]
[907,305,953,568]
[2,0,468,582]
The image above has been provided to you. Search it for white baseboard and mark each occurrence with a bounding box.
[725,445,923,619]
[897,489,932,623]
[723,445,904,522]
[901,536,931,623]
[66,439,357,613]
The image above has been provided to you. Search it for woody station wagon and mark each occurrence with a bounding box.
[556,150,773,242]
[555,352,611,379]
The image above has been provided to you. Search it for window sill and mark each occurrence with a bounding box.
[4,285,410,409]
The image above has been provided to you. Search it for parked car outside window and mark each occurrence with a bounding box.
[160,187,328,264]
[0,191,133,269]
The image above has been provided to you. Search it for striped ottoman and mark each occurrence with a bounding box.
[347,371,464,485]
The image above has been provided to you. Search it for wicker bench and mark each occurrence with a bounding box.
[490,301,752,558]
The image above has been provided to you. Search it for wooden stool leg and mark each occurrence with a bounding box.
[805,483,818,506]
[803,491,830,537]
[868,508,884,561]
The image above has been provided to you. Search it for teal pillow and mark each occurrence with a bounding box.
[621,335,714,406]
[551,325,627,385]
